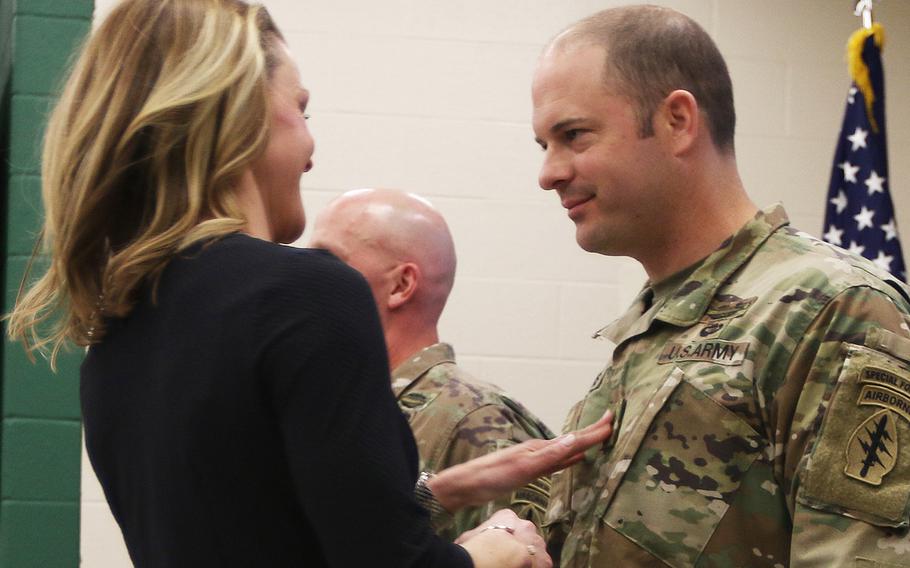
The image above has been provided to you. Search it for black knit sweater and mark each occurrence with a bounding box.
[81,233,471,567]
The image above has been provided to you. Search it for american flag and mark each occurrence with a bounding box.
[822,24,905,280]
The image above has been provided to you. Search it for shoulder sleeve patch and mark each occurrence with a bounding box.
[493,439,552,524]
[800,343,910,527]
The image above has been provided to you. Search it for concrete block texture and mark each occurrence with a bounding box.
[266,0,711,45]
[6,175,42,256]
[3,339,81,420]
[11,15,90,96]
[79,501,131,568]
[0,501,79,568]
[1,419,81,501]
[15,0,93,18]
[79,436,106,503]
[0,1,11,90]
[7,94,52,175]
[459,355,606,432]
[440,277,561,358]
[2,5,88,568]
[289,31,541,122]
[299,113,545,202]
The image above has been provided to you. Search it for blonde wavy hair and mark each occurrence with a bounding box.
[6,0,285,367]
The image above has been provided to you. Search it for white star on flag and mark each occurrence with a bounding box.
[873,250,894,272]
[848,87,857,104]
[882,218,898,241]
[865,170,886,195]
[830,190,848,214]
[823,225,844,245]
[847,127,868,151]
[839,160,860,183]
[848,241,866,255]
[854,206,876,230]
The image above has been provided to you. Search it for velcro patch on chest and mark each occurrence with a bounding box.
[657,340,749,366]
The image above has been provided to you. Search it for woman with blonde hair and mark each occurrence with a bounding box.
[7,0,610,566]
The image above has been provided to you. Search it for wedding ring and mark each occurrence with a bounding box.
[481,524,515,534]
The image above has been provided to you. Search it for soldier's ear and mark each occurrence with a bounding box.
[657,89,699,156]
[388,262,420,310]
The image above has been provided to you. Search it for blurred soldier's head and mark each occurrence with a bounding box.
[309,188,456,368]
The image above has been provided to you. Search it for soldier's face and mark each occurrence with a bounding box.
[532,44,669,257]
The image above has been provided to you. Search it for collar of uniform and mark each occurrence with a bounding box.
[593,284,654,343]
[654,203,790,327]
[390,342,456,397]
[593,204,789,343]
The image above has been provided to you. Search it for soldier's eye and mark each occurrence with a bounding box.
[565,129,582,142]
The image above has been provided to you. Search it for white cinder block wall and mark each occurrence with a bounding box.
[81,0,910,565]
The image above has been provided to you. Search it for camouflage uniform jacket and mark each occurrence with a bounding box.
[392,342,554,540]
[546,205,910,567]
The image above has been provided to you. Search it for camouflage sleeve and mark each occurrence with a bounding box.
[774,285,910,566]
[437,403,552,541]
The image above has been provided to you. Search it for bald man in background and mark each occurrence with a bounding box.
[309,188,553,541]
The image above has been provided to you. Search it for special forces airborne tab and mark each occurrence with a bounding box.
[861,366,910,398]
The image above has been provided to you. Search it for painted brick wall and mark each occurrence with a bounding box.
[83,0,910,565]
[1,0,92,566]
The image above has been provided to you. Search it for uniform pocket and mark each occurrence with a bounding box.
[542,399,584,531]
[541,400,584,562]
[855,558,907,567]
[596,367,764,568]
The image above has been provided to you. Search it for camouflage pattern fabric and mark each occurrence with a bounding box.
[546,204,910,567]
[392,342,554,541]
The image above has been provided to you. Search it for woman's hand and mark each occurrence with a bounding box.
[429,410,613,512]
[457,509,551,568]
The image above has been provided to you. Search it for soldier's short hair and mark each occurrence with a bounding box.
[558,5,736,152]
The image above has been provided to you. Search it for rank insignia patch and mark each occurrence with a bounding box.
[701,295,756,322]
[398,391,438,410]
[699,322,725,337]
[845,409,899,485]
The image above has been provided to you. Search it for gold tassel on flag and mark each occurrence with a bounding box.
[847,23,884,133]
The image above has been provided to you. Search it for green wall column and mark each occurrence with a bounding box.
[1,1,93,566]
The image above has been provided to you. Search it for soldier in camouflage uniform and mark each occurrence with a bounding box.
[393,343,553,540]
[532,6,910,567]
[309,188,553,541]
